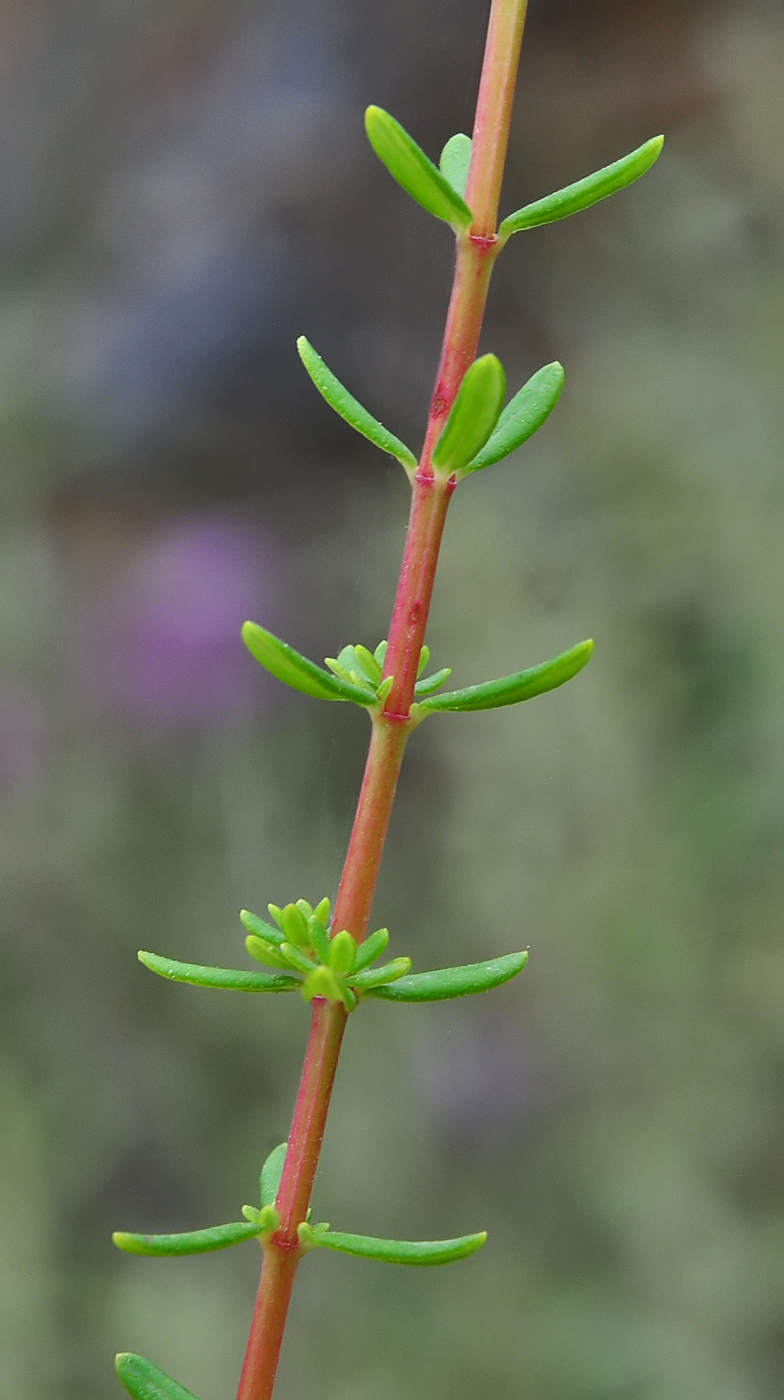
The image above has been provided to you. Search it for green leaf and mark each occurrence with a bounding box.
[280,942,318,975]
[329,930,357,974]
[113,1220,263,1257]
[240,908,285,946]
[366,951,527,1002]
[242,622,376,705]
[414,666,452,697]
[365,106,472,230]
[306,1227,486,1265]
[349,957,412,990]
[260,1142,288,1208]
[353,644,383,685]
[138,951,300,994]
[432,355,506,473]
[297,336,417,472]
[245,936,294,971]
[439,133,472,199]
[307,914,331,965]
[302,964,357,1013]
[279,903,310,947]
[115,1353,200,1400]
[498,135,664,239]
[463,362,564,473]
[351,926,390,974]
[373,640,388,667]
[242,1204,279,1232]
[416,639,593,714]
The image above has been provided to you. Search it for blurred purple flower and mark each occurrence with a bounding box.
[77,516,280,726]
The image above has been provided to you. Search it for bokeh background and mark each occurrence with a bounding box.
[1,0,784,1396]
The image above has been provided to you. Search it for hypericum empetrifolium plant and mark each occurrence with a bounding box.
[112,2,663,1397]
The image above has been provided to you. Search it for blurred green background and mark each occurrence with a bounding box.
[1,0,783,1396]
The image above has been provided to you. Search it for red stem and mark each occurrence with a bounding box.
[236,3,529,1395]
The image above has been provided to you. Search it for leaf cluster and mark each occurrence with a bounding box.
[242,623,594,721]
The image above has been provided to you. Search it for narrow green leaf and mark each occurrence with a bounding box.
[138,951,300,994]
[242,622,376,705]
[260,1142,288,1208]
[280,942,317,975]
[113,1220,263,1257]
[365,105,472,230]
[309,1228,487,1265]
[366,951,527,1002]
[414,666,452,697]
[432,355,506,473]
[329,930,357,974]
[307,914,331,965]
[353,644,382,685]
[463,362,564,473]
[297,336,417,471]
[240,909,285,946]
[416,639,593,714]
[279,903,310,947]
[352,926,390,974]
[439,133,472,198]
[373,640,388,667]
[245,935,294,971]
[314,896,330,925]
[498,135,664,239]
[116,1353,200,1400]
[349,957,412,990]
[417,644,430,676]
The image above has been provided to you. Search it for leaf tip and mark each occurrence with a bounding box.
[364,104,384,138]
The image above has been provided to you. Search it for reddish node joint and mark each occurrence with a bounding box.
[470,232,499,255]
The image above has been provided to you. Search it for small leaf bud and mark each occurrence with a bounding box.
[329,930,357,974]
[280,903,310,947]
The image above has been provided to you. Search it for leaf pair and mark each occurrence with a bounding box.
[431,354,565,477]
[299,336,564,483]
[137,946,528,1004]
[364,103,663,244]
